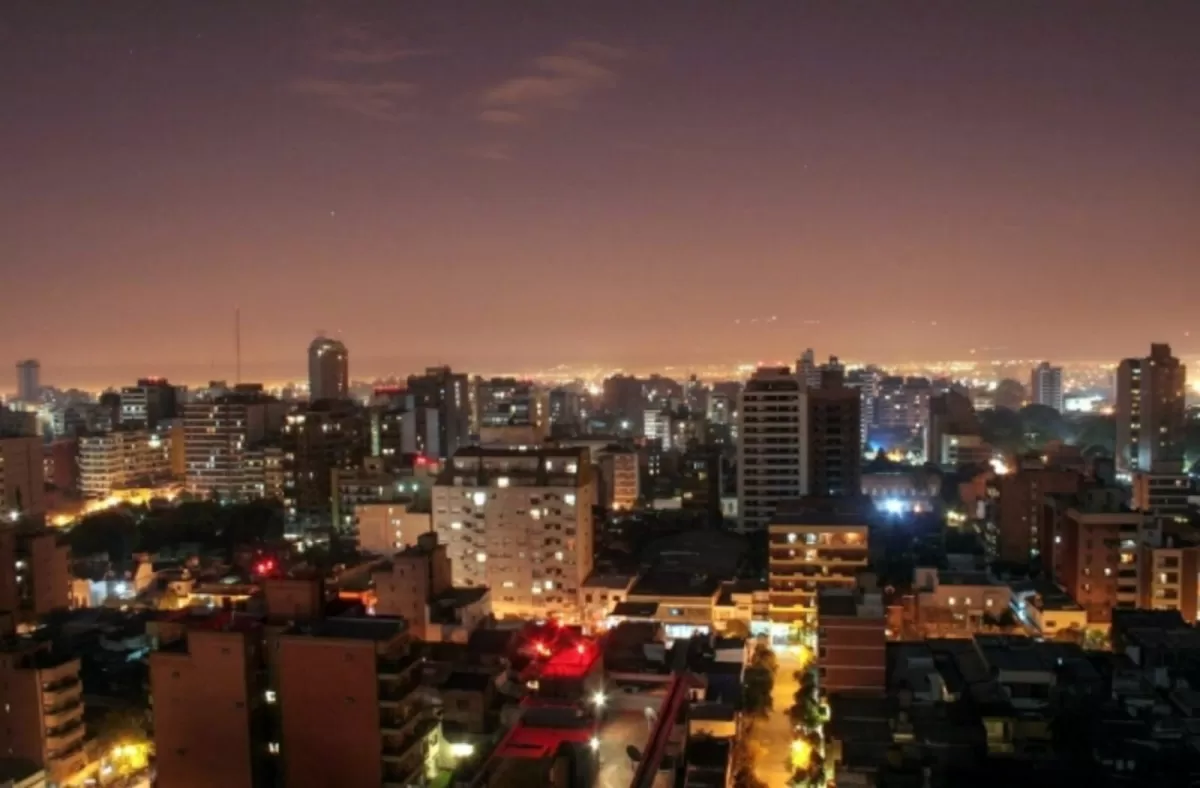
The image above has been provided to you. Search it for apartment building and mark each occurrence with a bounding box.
[0,640,87,784]
[816,587,886,693]
[1116,343,1187,475]
[356,502,432,556]
[738,367,805,533]
[1057,488,1153,624]
[432,447,595,622]
[1139,539,1200,623]
[150,624,267,788]
[997,465,1083,565]
[183,387,288,501]
[279,399,365,525]
[768,497,872,627]
[77,428,172,499]
[0,527,70,621]
[0,434,45,517]
[598,447,639,511]
[277,619,439,788]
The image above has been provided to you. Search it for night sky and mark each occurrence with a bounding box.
[3,2,1199,387]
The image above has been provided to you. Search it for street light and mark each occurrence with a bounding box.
[589,736,600,752]
[591,691,607,709]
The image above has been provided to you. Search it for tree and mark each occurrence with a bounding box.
[1020,404,1067,448]
[978,408,1025,456]
[743,665,774,717]
[994,379,1027,411]
[751,644,778,675]
[724,619,752,639]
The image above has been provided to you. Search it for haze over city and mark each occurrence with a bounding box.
[4,1,1200,390]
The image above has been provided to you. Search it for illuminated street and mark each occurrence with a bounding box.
[754,649,805,786]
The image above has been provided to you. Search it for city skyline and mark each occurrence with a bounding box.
[3,3,1200,385]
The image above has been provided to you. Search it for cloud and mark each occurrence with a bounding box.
[324,46,434,65]
[480,40,626,120]
[289,78,417,121]
[466,142,513,162]
[478,109,525,126]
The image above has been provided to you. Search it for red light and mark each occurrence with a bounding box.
[576,643,586,654]
[415,455,428,467]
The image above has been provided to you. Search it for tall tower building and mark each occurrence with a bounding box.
[183,387,288,500]
[737,367,805,533]
[1116,343,1187,474]
[807,368,862,497]
[796,349,821,390]
[406,366,470,460]
[307,338,349,401]
[1030,362,1064,412]
[15,360,40,403]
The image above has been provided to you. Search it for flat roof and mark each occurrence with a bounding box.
[285,615,406,641]
[540,641,600,679]
[582,572,637,590]
[629,571,723,599]
[611,601,660,618]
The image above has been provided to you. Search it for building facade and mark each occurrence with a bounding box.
[1030,362,1064,413]
[1116,343,1187,474]
[307,337,349,401]
[432,447,595,622]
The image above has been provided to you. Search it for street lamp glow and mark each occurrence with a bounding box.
[591,691,607,709]
[589,736,600,752]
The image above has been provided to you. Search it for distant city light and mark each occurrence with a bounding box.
[882,499,904,515]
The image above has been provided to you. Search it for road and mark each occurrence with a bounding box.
[753,651,802,787]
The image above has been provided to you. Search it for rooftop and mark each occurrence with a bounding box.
[441,671,496,693]
[285,615,406,642]
[581,572,637,591]
[628,570,723,599]
[769,496,875,527]
[540,641,600,679]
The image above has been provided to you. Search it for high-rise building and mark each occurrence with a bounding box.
[0,434,46,516]
[150,624,267,788]
[277,619,439,788]
[0,526,70,620]
[548,387,583,431]
[77,428,173,499]
[924,391,984,468]
[807,369,862,497]
[1116,343,1187,474]
[768,497,871,625]
[597,447,639,511]
[737,367,805,533]
[432,447,595,621]
[307,337,349,401]
[406,366,470,460]
[0,637,88,783]
[796,349,821,390]
[643,408,673,451]
[183,387,288,501]
[873,376,931,437]
[15,359,40,403]
[1029,362,1064,412]
[119,377,180,428]
[279,399,365,525]
[1056,487,1153,624]
[845,368,880,448]
[474,377,548,445]
[997,465,1082,565]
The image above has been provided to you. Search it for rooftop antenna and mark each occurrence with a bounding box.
[235,307,241,384]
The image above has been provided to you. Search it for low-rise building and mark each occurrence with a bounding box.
[578,573,636,632]
[0,640,87,785]
[816,587,886,693]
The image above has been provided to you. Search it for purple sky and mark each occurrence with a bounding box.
[2,2,1199,388]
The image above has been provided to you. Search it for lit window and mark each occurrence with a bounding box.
[497,477,510,488]
[268,742,280,754]
[475,552,487,563]
[555,551,564,560]
[948,597,957,605]
[787,533,797,544]
[564,494,577,506]
[472,491,487,506]
[450,521,463,530]
[264,690,277,704]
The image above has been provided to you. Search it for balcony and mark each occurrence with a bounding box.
[45,720,86,753]
[42,677,82,709]
[43,699,83,729]
[46,740,88,781]
[378,654,423,681]
[379,673,424,708]
[381,716,438,765]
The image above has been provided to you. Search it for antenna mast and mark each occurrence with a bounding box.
[235,307,242,384]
